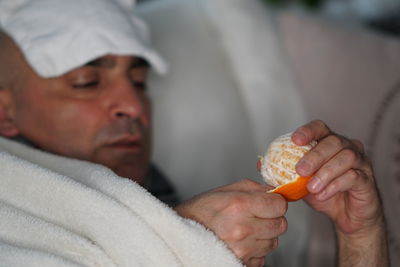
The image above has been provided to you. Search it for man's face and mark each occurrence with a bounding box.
[7,54,152,183]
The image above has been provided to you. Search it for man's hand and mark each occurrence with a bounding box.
[175,179,288,267]
[292,120,388,267]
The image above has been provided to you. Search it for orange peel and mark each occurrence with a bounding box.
[259,133,317,201]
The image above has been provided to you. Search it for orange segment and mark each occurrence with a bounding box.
[268,176,311,201]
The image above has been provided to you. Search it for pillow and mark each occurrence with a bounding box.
[138,1,311,267]
[137,0,259,201]
[138,0,308,200]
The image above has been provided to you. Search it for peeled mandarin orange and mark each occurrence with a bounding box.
[259,133,317,201]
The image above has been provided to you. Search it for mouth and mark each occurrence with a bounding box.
[107,136,143,151]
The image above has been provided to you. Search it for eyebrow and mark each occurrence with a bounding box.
[130,57,150,69]
[83,57,150,69]
[84,57,114,68]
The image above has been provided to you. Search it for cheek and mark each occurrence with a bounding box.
[54,104,102,137]
[13,94,53,133]
[57,103,100,126]
[14,95,105,157]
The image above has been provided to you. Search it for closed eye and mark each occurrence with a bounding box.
[132,81,147,90]
[72,81,99,89]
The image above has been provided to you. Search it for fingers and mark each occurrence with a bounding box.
[219,216,287,241]
[178,179,288,265]
[288,120,382,236]
[249,193,287,219]
[290,120,374,203]
[299,136,371,198]
[219,214,285,266]
[313,169,369,201]
[292,120,331,146]
[214,180,287,218]
[215,202,288,244]
[246,193,288,219]
[254,217,287,239]
[177,173,292,267]
[306,147,362,194]
[232,239,275,266]
[293,127,368,185]
[207,190,287,264]
[296,134,348,177]
[246,257,266,267]
[231,238,277,260]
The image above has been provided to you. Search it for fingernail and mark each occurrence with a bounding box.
[296,160,311,176]
[307,176,323,193]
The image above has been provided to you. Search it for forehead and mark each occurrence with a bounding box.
[80,55,150,69]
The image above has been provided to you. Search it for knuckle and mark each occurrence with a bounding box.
[319,165,335,179]
[240,178,256,186]
[281,199,289,214]
[256,194,271,210]
[227,195,247,212]
[267,217,288,236]
[218,223,249,241]
[308,148,323,160]
[279,217,288,234]
[231,225,251,241]
[352,169,369,184]
[348,169,359,180]
[272,217,288,235]
[217,229,231,241]
[271,196,288,216]
[327,179,340,193]
[314,119,328,130]
[363,164,374,177]
[257,258,266,267]
[234,246,250,260]
[217,226,234,241]
[342,148,358,162]
[352,139,365,151]
[327,134,344,148]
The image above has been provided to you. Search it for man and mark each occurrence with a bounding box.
[0,0,388,266]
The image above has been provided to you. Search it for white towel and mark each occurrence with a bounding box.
[0,137,243,267]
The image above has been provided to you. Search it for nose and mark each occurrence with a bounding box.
[109,79,145,120]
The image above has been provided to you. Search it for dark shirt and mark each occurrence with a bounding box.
[144,165,180,207]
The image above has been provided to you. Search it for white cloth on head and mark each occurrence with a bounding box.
[0,137,243,267]
[0,0,167,78]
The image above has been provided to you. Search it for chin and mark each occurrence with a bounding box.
[108,157,150,184]
[93,148,150,184]
[114,167,147,184]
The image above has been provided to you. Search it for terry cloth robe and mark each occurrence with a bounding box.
[0,137,243,267]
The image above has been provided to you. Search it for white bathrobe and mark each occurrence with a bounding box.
[0,137,243,267]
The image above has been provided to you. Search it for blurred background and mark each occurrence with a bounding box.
[136,0,400,266]
[139,0,400,36]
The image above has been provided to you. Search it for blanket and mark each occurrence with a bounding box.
[0,137,243,267]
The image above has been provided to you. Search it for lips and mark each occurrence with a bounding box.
[107,136,142,151]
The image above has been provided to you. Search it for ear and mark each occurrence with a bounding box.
[0,88,19,137]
